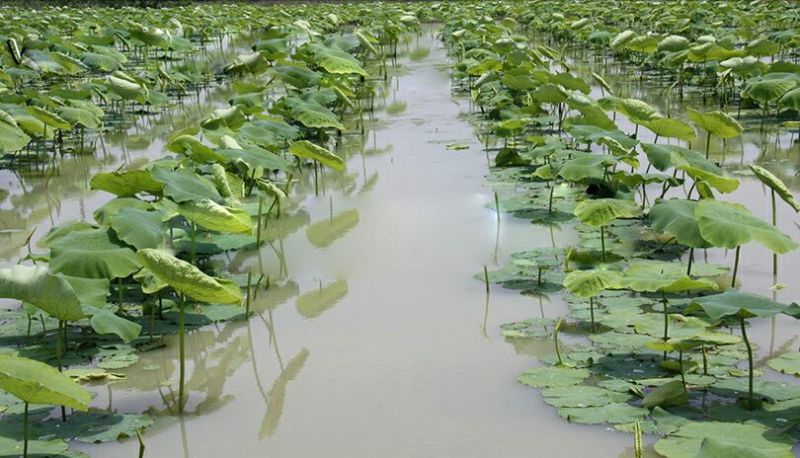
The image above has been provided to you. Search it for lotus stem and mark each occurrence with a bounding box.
[771,190,777,277]
[57,320,66,422]
[256,195,264,248]
[245,272,253,318]
[483,266,490,295]
[136,430,145,458]
[589,297,595,333]
[704,131,712,159]
[662,294,669,360]
[178,296,186,415]
[740,317,754,410]
[600,226,606,261]
[23,401,29,458]
[537,267,543,285]
[679,350,686,392]
[634,420,643,458]
[687,247,694,276]
[554,317,563,366]
[494,191,500,223]
[190,223,197,266]
[548,184,555,214]
[731,245,741,288]
[702,346,708,375]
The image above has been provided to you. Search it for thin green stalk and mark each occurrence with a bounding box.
[589,297,595,333]
[136,430,145,458]
[679,350,686,392]
[704,131,712,159]
[245,272,253,318]
[483,266,490,295]
[600,226,606,262]
[256,195,264,248]
[662,294,669,360]
[548,183,555,214]
[741,317,754,410]
[771,189,777,277]
[731,245,741,288]
[57,320,66,422]
[634,420,643,458]
[554,318,563,366]
[23,402,29,458]
[178,296,186,415]
[687,247,694,276]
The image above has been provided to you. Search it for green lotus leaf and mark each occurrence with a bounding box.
[518,366,590,388]
[686,108,743,139]
[654,421,793,458]
[610,30,635,49]
[695,199,797,253]
[574,198,640,227]
[272,64,321,89]
[201,106,247,131]
[0,265,83,321]
[642,380,688,409]
[621,260,718,293]
[749,164,800,212]
[0,354,90,410]
[688,290,790,320]
[742,78,797,105]
[285,97,344,130]
[178,199,253,235]
[49,228,141,279]
[57,106,101,129]
[94,198,154,225]
[563,269,623,298]
[308,43,368,76]
[657,35,690,53]
[558,402,647,424]
[84,305,142,343]
[105,75,146,102]
[0,110,31,152]
[599,96,660,123]
[90,170,164,197]
[767,352,800,376]
[26,105,70,130]
[137,249,242,305]
[556,154,617,182]
[288,140,345,171]
[640,117,695,142]
[649,199,711,248]
[166,135,226,163]
[641,143,739,193]
[778,88,800,112]
[62,275,109,308]
[224,51,268,76]
[541,385,631,408]
[150,166,223,204]
[80,52,123,72]
[109,207,164,249]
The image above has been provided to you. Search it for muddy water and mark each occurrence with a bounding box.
[76,31,642,457]
[4,26,797,458]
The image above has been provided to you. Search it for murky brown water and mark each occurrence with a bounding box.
[3,28,799,457]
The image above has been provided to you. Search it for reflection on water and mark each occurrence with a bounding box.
[83,29,630,458]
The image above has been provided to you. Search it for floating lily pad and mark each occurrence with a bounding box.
[559,402,647,425]
[654,421,793,458]
[518,366,590,388]
[541,385,631,408]
[767,352,800,376]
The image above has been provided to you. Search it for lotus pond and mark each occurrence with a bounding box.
[0,1,800,457]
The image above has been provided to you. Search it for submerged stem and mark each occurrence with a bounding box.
[740,317,754,410]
